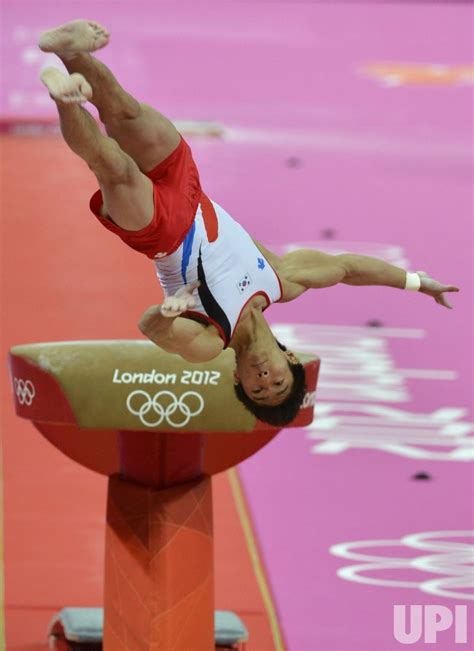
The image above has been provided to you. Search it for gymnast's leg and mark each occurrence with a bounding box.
[39,19,180,173]
[40,67,154,231]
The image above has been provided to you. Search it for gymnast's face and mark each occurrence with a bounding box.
[234,345,295,406]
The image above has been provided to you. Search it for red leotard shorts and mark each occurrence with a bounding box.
[89,136,202,259]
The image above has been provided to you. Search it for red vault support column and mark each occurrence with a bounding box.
[104,475,214,650]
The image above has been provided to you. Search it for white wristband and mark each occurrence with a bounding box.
[405,272,421,291]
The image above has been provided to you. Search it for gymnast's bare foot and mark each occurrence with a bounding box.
[40,68,93,104]
[39,19,109,57]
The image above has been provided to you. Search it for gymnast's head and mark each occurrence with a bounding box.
[233,340,306,426]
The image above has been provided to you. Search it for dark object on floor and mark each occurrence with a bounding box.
[320,228,336,239]
[412,471,432,481]
[366,319,384,327]
[286,156,302,168]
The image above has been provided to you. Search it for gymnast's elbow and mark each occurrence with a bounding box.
[138,306,166,341]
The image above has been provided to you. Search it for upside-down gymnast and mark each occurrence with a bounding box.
[39,20,460,425]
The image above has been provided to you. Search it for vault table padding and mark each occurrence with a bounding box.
[9,340,320,481]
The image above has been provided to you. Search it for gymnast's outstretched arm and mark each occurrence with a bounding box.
[280,249,460,309]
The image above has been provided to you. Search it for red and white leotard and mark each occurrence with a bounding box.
[154,198,282,347]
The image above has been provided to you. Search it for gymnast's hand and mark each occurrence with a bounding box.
[417,271,460,309]
[160,282,201,317]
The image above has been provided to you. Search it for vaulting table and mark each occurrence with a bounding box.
[9,340,320,650]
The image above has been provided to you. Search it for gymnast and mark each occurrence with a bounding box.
[39,20,459,425]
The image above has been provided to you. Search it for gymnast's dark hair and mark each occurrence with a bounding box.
[233,341,307,427]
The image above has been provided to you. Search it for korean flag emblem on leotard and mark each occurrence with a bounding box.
[237,274,252,294]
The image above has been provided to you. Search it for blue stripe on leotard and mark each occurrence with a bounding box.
[181,220,196,284]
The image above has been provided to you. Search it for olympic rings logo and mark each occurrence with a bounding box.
[13,378,36,406]
[330,530,474,601]
[126,390,204,428]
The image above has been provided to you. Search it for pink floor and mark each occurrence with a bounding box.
[2,2,473,650]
